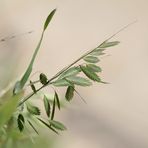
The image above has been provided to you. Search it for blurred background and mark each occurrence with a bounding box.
[0,0,148,148]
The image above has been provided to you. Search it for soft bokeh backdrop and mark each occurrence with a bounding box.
[0,0,148,148]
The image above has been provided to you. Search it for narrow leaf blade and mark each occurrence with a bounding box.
[44,9,56,31]
[51,98,56,120]
[58,67,81,79]
[80,65,101,82]
[54,92,60,110]
[66,76,92,86]
[86,64,102,73]
[100,41,120,48]
[37,118,58,134]
[48,120,67,131]
[43,95,51,117]
[84,56,99,63]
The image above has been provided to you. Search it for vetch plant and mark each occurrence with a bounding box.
[0,9,134,147]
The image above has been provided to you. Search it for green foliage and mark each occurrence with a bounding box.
[84,56,100,63]
[17,114,25,132]
[0,93,22,129]
[13,9,56,95]
[0,8,121,147]
[80,65,101,82]
[27,103,40,115]
[65,86,75,101]
[48,120,67,131]
[54,92,60,110]
[43,95,51,117]
[86,64,102,73]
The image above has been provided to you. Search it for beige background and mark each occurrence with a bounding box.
[0,0,148,148]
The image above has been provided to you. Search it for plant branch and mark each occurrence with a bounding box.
[18,21,136,106]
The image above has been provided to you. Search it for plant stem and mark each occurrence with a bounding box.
[18,21,136,106]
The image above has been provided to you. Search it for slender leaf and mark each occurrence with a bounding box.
[27,120,39,135]
[17,114,25,132]
[48,120,67,131]
[44,9,56,31]
[65,86,75,101]
[99,41,120,48]
[43,95,51,117]
[51,98,56,120]
[54,92,60,110]
[52,79,71,87]
[84,56,99,63]
[86,64,102,72]
[13,9,56,94]
[66,76,92,86]
[58,67,81,79]
[37,118,58,134]
[80,65,101,82]
[40,73,48,85]
[27,104,40,115]
[90,51,105,56]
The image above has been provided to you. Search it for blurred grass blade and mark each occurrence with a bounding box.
[37,118,59,134]
[0,93,22,129]
[27,120,39,135]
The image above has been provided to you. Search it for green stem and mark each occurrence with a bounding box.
[18,21,136,106]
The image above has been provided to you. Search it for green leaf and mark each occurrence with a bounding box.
[99,41,120,48]
[13,9,56,94]
[65,86,75,101]
[93,48,106,52]
[27,104,40,115]
[48,120,67,131]
[37,118,58,134]
[58,67,81,79]
[90,50,105,56]
[66,76,92,86]
[27,120,39,135]
[43,95,51,117]
[44,9,56,31]
[86,64,102,72]
[80,65,101,82]
[54,92,60,110]
[30,81,37,93]
[52,79,71,87]
[17,114,25,132]
[40,73,48,85]
[51,98,56,120]
[83,56,100,63]
[0,93,22,129]
[14,33,44,95]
